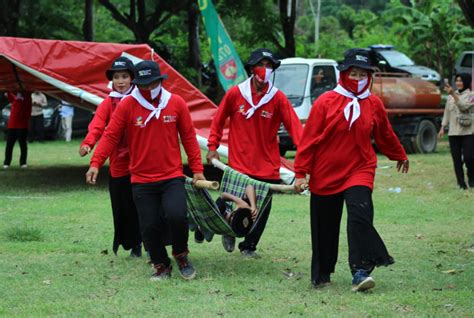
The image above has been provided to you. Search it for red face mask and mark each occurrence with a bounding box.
[339,69,372,95]
[253,66,273,84]
[138,88,152,101]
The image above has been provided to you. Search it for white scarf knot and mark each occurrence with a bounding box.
[238,77,279,119]
[333,84,371,129]
[130,86,172,127]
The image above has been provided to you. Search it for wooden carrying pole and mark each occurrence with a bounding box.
[194,180,220,190]
[210,158,297,193]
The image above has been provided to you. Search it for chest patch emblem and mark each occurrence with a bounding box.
[261,110,273,119]
[163,115,177,123]
[238,104,245,114]
[134,116,145,127]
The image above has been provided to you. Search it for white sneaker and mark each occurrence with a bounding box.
[3,165,9,169]
[20,164,28,169]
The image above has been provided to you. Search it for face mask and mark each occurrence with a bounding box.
[253,66,273,84]
[340,70,372,95]
[151,83,162,100]
[138,83,161,102]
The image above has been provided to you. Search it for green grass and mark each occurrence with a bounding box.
[0,138,472,316]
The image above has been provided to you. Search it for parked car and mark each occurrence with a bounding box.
[1,96,93,139]
[452,51,473,84]
[367,45,441,83]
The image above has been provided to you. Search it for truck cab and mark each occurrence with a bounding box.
[273,58,339,155]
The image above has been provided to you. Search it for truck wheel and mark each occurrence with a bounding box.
[412,120,437,153]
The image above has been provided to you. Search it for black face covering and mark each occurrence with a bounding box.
[456,73,472,93]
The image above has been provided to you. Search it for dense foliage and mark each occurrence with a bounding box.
[1,0,472,95]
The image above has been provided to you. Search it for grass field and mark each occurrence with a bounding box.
[0,139,472,317]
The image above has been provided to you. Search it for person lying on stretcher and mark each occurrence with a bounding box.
[195,185,257,242]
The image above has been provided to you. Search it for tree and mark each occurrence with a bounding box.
[97,0,188,59]
[187,2,201,86]
[386,0,474,78]
[456,0,474,28]
[83,0,94,41]
[277,0,297,57]
[0,0,21,36]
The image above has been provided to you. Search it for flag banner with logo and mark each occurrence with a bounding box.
[198,0,247,91]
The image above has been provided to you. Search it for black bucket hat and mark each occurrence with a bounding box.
[228,207,254,237]
[132,60,168,86]
[106,56,135,80]
[245,48,281,72]
[337,48,375,72]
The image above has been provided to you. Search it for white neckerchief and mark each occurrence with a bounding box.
[109,85,133,100]
[238,77,279,119]
[333,84,371,130]
[130,86,172,126]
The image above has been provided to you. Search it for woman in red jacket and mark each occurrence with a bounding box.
[79,57,142,257]
[3,91,32,169]
[86,60,205,281]
[294,49,409,292]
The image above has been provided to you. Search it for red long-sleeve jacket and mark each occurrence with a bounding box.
[207,84,303,180]
[294,91,407,195]
[81,96,129,178]
[7,92,32,129]
[90,94,203,184]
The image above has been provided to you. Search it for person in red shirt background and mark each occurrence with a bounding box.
[294,48,409,292]
[206,48,303,258]
[3,91,32,169]
[79,56,142,257]
[86,60,205,281]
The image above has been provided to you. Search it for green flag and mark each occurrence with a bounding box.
[198,0,247,91]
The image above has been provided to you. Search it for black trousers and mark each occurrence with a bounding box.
[238,176,278,252]
[310,186,394,284]
[132,177,188,266]
[4,128,28,166]
[29,115,44,141]
[448,135,474,187]
[108,174,142,254]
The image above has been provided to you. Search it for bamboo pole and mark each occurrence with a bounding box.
[210,158,300,193]
[194,180,220,190]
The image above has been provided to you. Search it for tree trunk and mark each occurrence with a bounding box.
[456,0,474,28]
[188,2,202,86]
[0,0,21,36]
[83,0,94,41]
[278,0,296,58]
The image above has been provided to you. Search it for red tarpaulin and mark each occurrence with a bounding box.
[0,37,295,182]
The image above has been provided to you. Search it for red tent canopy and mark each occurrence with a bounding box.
[0,37,294,181]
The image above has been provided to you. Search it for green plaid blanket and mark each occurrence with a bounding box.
[185,167,272,240]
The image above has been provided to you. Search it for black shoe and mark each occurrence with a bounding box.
[174,252,196,280]
[459,182,468,190]
[240,249,261,259]
[221,235,235,253]
[130,244,142,257]
[150,263,172,281]
[312,273,331,288]
[194,230,205,244]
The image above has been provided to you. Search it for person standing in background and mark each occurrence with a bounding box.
[438,73,474,189]
[30,91,48,142]
[3,91,32,169]
[60,100,74,142]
